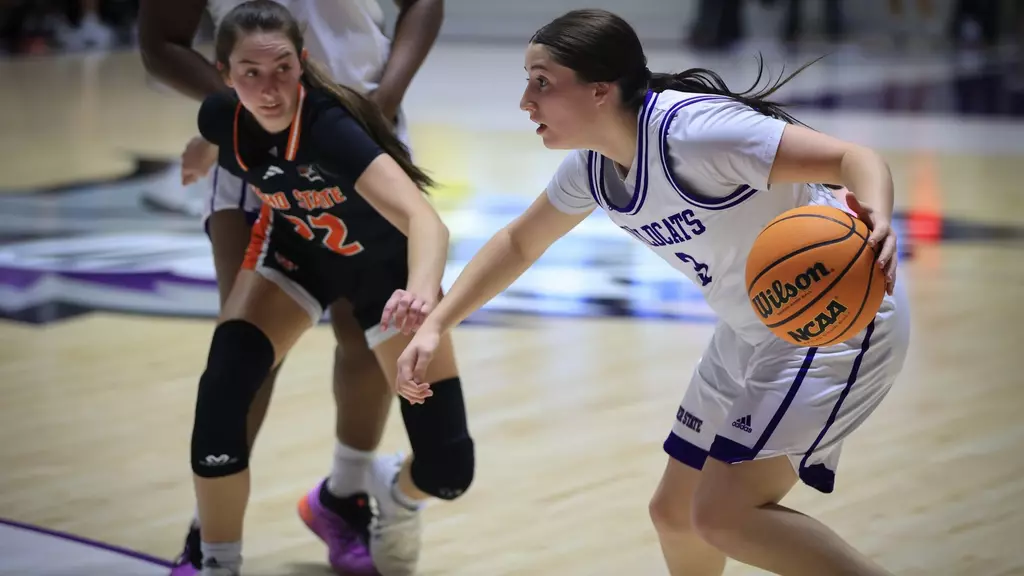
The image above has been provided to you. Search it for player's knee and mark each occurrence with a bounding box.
[410,436,475,500]
[648,489,696,536]
[690,487,744,546]
[401,377,475,500]
[191,319,276,478]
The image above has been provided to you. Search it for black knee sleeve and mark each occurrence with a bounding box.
[401,377,475,500]
[191,319,275,478]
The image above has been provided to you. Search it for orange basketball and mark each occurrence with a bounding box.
[745,205,886,347]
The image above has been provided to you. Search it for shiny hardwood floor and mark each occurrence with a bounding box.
[1,47,1023,575]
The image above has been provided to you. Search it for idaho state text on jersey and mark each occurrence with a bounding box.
[250,183,365,257]
[250,183,347,211]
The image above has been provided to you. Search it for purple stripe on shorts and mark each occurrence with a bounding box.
[708,346,818,463]
[664,432,709,471]
[798,320,877,493]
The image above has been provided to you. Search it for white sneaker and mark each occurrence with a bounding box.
[199,561,238,576]
[368,453,422,576]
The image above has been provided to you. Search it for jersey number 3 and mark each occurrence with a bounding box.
[674,251,712,286]
[282,213,365,256]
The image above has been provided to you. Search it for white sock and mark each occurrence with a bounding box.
[326,441,374,497]
[200,540,241,572]
[192,505,200,529]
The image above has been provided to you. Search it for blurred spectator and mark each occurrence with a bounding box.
[888,0,944,48]
[0,0,137,55]
[777,0,844,45]
[948,0,1000,48]
[687,0,744,50]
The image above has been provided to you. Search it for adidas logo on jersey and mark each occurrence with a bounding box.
[263,165,284,180]
[731,414,753,433]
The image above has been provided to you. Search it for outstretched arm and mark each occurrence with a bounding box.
[427,191,590,334]
[393,192,592,400]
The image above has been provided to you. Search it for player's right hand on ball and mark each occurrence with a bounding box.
[181,136,218,186]
[394,327,439,404]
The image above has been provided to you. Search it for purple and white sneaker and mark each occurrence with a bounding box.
[298,479,377,575]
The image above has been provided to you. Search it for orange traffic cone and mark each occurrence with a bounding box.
[906,152,942,243]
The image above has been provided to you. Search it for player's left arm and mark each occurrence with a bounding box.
[312,109,449,301]
[768,123,896,290]
[372,0,444,120]
[680,101,896,291]
[356,154,450,299]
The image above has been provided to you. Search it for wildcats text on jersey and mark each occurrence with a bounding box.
[618,208,707,248]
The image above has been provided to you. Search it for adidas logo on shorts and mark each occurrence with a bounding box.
[731,414,753,433]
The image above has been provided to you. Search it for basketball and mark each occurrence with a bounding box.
[745,205,886,347]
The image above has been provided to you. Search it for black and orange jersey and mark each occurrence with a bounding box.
[198,82,407,263]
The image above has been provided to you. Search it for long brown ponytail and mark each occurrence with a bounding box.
[301,58,433,190]
[215,0,434,191]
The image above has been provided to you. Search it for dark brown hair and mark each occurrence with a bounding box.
[530,9,819,126]
[215,0,433,190]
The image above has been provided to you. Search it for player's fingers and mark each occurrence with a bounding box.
[399,300,419,333]
[397,351,414,385]
[406,299,428,333]
[844,193,867,218]
[400,296,424,334]
[393,293,413,331]
[413,347,433,383]
[401,380,432,403]
[380,290,403,330]
[866,220,889,250]
[877,232,896,270]
[881,237,898,295]
[416,300,434,326]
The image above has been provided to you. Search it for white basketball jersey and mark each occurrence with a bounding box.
[207,0,391,94]
[546,90,846,344]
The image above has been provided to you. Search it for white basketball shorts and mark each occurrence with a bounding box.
[664,281,910,493]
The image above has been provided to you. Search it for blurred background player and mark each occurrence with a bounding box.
[137,0,444,574]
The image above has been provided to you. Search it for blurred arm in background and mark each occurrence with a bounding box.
[371,0,444,121]
[138,0,224,102]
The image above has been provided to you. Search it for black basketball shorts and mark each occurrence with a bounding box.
[242,205,407,348]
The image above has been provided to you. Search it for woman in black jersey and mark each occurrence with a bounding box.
[179,2,473,575]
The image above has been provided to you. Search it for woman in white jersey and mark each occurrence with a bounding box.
[395,9,909,576]
[138,1,444,575]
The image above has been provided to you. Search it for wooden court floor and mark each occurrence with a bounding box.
[2,49,1024,575]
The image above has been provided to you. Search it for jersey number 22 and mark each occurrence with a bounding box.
[282,213,365,256]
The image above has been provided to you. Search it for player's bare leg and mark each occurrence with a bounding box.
[649,457,728,576]
[191,270,316,575]
[171,209,283,576]
[692,456,891,576]
[297,299,394,575]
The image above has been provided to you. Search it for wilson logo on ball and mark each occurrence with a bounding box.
[750,262,833,320]
[744,205,886,348]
